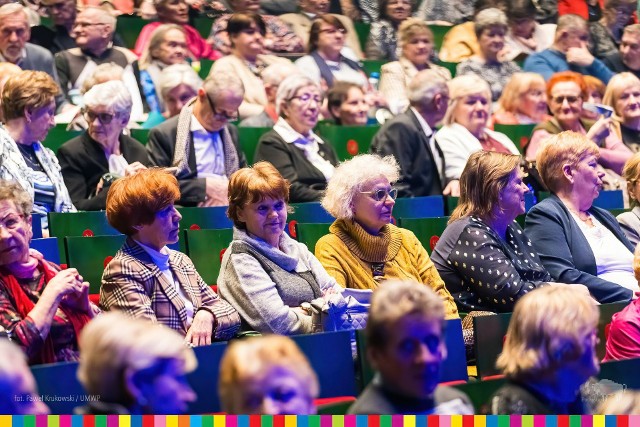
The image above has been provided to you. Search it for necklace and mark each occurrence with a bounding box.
[568,208,594,227]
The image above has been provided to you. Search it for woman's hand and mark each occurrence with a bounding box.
[41,268,85,304]
[60,280,92,313]
[586,117,613,144]
[124,162,147,176]
[185,309,213,347]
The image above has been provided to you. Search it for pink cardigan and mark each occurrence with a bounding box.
[134,22,222,60]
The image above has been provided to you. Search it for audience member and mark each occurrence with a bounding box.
[255,75,338,203]
[295,15,368,89]
[219,335,318,414]
[136,24,189,114]
[598,390,640,414]
[280,0,364,59]
[0,339,49,414]
[0,181,96,364]
[327,82,369,125]
[527,71,631,175]
[602,72,640,151]
[379,18,451,115]
[416,0,474,25]
[100,168,241,344]
[29,0,78,54]
[603,24,640,79]
[526,131,636,303]
[435,75,519,183]
[348,280,473,415]
[147,71,246,207]
[156,64,201,119]
[57,81,148,211]
[491,72,552,125]
[207,0,303,55]
[523,14,614,83]
[209,13,292,120]
[617,153,640,246]
[588,0,636,60]
[581,75,607,119]
[76,312,197,414]
[134,0,221,60]
[0,62,22,122]
[490,285,599,414]
[365,0,412,61]
[315,154,459,317]
[0,71,76,218]
[502,0,556,61]
[456,8,521,102]
[218,161,343,334]
[559,0,604,21]
[431,151,553,312]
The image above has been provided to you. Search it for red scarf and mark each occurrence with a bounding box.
[1,256,91,364]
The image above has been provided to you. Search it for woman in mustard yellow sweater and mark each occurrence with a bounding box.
[315,154,459,319]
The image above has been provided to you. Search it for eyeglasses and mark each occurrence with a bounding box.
[360,188,398,201]
[289,93,323,105]
[319,27,346,35]
[83,109,117,125]
[0,214,24,231]
[551,95,581,104]
[204,92,238,121]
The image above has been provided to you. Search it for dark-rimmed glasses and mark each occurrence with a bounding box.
[360,188,398,201]
[551,95,581,104]
[82,108,117,125]
[204,92,239,121]
[289,93,323,105]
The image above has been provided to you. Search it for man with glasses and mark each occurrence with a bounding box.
[371,69,457,198]
[147,71,247,207]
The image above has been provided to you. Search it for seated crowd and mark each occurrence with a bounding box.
[3,0,640,416]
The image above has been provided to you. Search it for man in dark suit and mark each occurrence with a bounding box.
[370,69,456,198]
[147,71,247,207]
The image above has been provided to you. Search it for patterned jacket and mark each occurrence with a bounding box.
[100,238,240,340]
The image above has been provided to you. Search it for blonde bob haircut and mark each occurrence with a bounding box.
[398,18,434,49]
[449,151,522,223]
[367,279,445,351]
[443,75,492,126]
[321,154,399,219]
[218,335,319,414]
[496,285,599,381]
[227,161,291,229]
[496,72,546,115]
[2,71,60,121]
[535,131,600,194]
[77,312,197,406]
[622,153,640,208]
[602,72,640,121]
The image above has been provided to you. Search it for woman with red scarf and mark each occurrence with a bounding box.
[0,181,97,365]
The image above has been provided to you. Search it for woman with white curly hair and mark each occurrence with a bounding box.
[315,154,458,318]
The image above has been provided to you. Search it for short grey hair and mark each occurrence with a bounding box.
[321,154,400,219]
[203,71,244,100]
[474,7,508,38]
[443,74,491,126]
[262,63,301,87]
[0,3,28,24]
[158,63,202,101]
[275,74,320,116]
[81,62,124,93]
[83,80,132,118]
[408,69,449,107]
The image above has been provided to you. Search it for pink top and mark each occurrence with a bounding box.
[603,300,640,362]
[134,22,222,60]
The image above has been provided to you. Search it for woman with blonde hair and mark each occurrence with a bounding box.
[602,72,640,151]
[490,285,600,414]
[491,72,552,126]
[617,153,640,246]
[435,75,519,183]
[315,154,458,318]
[219,335,318,414]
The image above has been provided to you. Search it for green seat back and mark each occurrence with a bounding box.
[42,125,83,154]
[315,123,380,161]
[49,211,120,263]
[362,59,386,77]
[130,128,151,145]
[609,208,629,217]
[197,58,215,79]
[185,228,233,285]
[65,235,126,294]
[238,126,272,164]
[397,216,449,254]
[473,312,512,379]
[353,22,371,51]
[493,123,536,154]
[177,206,233,230]
[115,15,150,49]
[437,61,458,78]
[287,202,334,238]
[295,222,331,253]
[430,24,451,52]
[193,16,214,38]
[453,378,506,413]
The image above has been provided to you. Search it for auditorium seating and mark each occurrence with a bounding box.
[185,228,234,285]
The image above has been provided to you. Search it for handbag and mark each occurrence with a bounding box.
[310,293,369,332]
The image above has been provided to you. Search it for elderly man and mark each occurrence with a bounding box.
[371,69,456,198]
[523,14,613,82]
[280,0,364,59]
[147,71,247,207]
[348,280,474,415]
[603,24,640,79]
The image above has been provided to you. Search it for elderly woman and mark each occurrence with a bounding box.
[255,75,339,203]
[156,64,202,120]
[430,151,553,313]
[76,312,197,414]
[616,153,640,246]
[295,15,368,89]
[136,24,189,114]
[502,0,556,61]
[365,0,413,61]
[526,131,636,303]
[217,162,344,335]
[456,8,522,102]
[315,154,458,318]
[379,18,452,114]
[327,82,369,126]
[57,81,149,212]
[527,71,632,175]
[0,181,97,364]
[219,335,318,414]
[602,72,640,151]
[100,169,240,346]
[581,75,607,120]
[491,285,600,414]
[435,75,520,183]
[589,0,637,60]
[209,13,292,120]
[0,71,75,221]
[491,72,552,125]
[133,0,221,60]
[0,340,49,414]
[348,280,473,415]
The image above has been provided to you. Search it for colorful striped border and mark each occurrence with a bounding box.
[1,416,640,427]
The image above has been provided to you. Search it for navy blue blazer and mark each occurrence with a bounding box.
[525,195,633,303]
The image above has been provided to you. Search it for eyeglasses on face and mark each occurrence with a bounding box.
[551,95,581,104]
[204,92,239,121]
[360,188,398,201]
[289,93,323,105]
[82,109,117,125]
